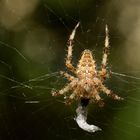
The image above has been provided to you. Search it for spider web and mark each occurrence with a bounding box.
[0,0,140,140]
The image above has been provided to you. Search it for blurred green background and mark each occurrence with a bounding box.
[0,0,140,139]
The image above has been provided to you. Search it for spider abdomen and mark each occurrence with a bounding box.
[76,50,97,79]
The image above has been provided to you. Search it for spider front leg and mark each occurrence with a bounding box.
[66,22,80,73]
[101,84,123,100]
[99,25,110,80]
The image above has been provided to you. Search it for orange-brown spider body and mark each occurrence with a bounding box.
[52,22,123,105]
[77,50,96,79]
[76,50,97,98]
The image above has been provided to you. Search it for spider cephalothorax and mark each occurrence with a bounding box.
[52,22,123,105]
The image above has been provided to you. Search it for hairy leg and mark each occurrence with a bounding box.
[99,25,110,80]
[101,84,123,100]
[52,79,78,97]
[92,90,105,107]
[51,84,72,97]
[66,22,80,72]
[60,71,75,81]
[65,90,77,105]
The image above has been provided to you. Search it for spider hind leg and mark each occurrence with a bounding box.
[94,94,105,107]
[101,84,123,100]
[51,84,71,97]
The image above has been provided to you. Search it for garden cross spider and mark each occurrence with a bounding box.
[52,22,123,106]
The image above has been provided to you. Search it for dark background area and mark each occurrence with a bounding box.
[0,0,140,140]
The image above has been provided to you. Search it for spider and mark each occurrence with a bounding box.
[52,22,123,106]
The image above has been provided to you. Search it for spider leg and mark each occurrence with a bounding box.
[60,71,75,81]
[65,90,77,105]
[99,25,110,80]
[101,84,123,100]
[51,83,72,97]
[66,22,80,73]
[92,90,105,107]
[52,79,78,97]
